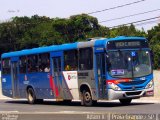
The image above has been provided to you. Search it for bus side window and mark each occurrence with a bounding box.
[79,48,93,70]
[2,58,11,74]
[19,56,27,73]
[27,55,38,72]
[39,53,50,72]
[64,50,78,71]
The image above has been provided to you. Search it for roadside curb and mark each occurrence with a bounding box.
[133,99,160,103]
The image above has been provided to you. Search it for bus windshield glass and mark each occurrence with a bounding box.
[107,50,152,78]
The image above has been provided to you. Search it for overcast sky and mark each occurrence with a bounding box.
[0,0,160,30]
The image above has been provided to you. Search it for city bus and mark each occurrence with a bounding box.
[1,36,154,106]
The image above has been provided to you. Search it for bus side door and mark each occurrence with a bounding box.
[95,53,107,99]
[11,57,20,98]
[51,51,63,100]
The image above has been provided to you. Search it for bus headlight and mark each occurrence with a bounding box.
[145,80,154,89]
[108,82,121,91]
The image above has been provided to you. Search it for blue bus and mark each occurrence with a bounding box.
[1,36,154,106]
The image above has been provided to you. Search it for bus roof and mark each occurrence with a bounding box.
[107,36,146,41]
[1,42,78,58]
[1,36,146,58]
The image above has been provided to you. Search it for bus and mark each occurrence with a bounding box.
[1,36,154,106]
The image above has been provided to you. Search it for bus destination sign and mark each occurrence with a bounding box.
[107,40,148,50]
[115,41,140,48]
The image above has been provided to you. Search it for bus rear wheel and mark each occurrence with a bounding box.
[62,100,71,105]
[119,98,132,105]
[27,88,36,104]
[36,99,44,104]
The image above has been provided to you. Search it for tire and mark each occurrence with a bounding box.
[36,99,44,104]
[62,100,72,105]
[119,99,132,105]
[92,100,97,105]
[27,88,36,104]
[82,90,93,106]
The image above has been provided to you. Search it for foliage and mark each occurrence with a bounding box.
[0,14,159,69]
[148,24,160,69]
[108,24,147,38]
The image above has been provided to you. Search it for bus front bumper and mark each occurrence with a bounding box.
[108,86,154,100]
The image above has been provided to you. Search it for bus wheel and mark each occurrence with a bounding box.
[82,90,93,106]
[27,88,36,104]
[62,100,71,105]
[119,99,132,105]
[36,99,44,104]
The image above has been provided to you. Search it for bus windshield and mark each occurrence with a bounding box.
[107,50,152,78]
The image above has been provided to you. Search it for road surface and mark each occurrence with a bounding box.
[0,100,159,120]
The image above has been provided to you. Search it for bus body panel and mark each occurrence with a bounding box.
[26,72,53,99]
[2,75,12,97]
[1,36,154,103]
[62,71,79,100]
[107,85,154,100]
[78,70,97,100]
[106,73,153,91]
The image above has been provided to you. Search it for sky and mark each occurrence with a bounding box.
[0,0,160,31]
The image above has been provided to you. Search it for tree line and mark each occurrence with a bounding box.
[0,14,159,69]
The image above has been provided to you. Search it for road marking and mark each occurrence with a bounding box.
[0,111,113,115]
[0,111,19,113]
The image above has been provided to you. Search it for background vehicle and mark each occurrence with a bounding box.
[1,36,154,106]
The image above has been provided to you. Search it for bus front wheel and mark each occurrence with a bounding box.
[82,90,93,106]
[27,88,36,104]
[119,98,132,105]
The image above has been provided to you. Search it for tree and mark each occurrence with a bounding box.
[108,24,147,38]
[0,15,159,69]
[52,14,102,43]
[148,24,160,69]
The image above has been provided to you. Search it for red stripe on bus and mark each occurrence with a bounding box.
[106,79,131,84]
[55,86,59,97]
[49,75,59,97]
[49,75,55,92]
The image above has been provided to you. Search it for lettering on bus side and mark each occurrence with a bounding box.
[78,72,88,79]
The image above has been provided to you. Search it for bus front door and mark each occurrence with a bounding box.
[52,55,63,100]
[11,60,19,98]
[96,54,106,99]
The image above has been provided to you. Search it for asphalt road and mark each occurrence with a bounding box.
[0,100,159,120]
